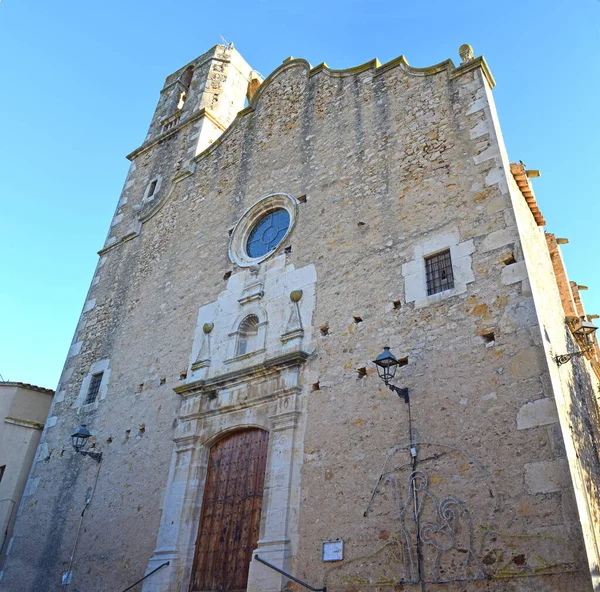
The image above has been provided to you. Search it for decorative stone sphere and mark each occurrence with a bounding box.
[203,322,214,334]
[290,289,303,302]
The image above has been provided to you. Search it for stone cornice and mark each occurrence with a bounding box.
[179,387,301,421]
[172,434,200,449]
[192,49,496,167]
[450,56,495,89]
[174,350,310,397]
[126,108,226,161]
[97,229,139,256]
[270,410,301,432]
[307,54,495,90]
[4,416,45,430]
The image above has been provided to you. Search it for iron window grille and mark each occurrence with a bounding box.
[425,250,455,296]
[85,372,103,404]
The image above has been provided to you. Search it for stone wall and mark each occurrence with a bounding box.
[478,76,600,590]
[2,45,597,592]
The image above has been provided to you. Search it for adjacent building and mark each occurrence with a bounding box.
[2,43,600,592]
[0,382,54,574]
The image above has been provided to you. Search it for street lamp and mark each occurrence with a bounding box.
[554,317,598,366]
[372,345,422,582]
[71,425,103,463]
[373,346,409,403]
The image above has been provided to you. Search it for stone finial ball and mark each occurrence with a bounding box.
[459,44,474,63]
[290,289,303,302]
[203,322,214,334]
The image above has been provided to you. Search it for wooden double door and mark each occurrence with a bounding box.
[190,429,269,592]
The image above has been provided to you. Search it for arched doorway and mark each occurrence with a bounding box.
[190,429,269,592]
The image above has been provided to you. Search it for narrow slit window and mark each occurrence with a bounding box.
[85,372,103,404]
[0,465,5,483]
[425,250,454,296]
[147,180,158,198]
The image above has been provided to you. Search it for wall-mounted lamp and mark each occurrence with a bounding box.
[372,346,421,579]
[71,425,103,463]
[373,346,409,403]
[554,317,598,366]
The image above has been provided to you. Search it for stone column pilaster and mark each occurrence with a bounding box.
[247,408,302,592]
[142,433,201,592]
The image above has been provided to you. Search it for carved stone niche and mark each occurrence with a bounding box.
[142,350,310,592]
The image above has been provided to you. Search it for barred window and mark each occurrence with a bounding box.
[85,372,103,404]
[425,250,454,296]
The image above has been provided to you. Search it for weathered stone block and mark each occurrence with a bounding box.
[524,459,570,494]
[517,397,559,430]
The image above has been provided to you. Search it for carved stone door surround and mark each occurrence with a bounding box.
[142,350,309,592]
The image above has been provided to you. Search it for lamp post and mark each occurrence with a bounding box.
[554,317,598,366]
[70,425,103,463]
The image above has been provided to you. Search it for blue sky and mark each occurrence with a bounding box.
[1,0,598,389]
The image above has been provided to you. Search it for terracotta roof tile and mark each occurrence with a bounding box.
[510,162,546,226]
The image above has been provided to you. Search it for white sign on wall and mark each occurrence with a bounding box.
[322,539,344,562]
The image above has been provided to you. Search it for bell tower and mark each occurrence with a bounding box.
[101,44,262,254]
[141,43,262,157]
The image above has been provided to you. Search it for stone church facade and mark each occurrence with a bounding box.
[2,43,600,591]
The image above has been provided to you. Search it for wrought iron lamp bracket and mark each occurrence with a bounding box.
[386,382,409,404]
[78,450,103,463]
[554,349,589,367]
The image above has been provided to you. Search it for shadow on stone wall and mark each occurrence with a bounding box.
[563,324,600,577]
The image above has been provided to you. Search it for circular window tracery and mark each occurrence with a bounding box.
[229,194,297,267]
[246,209,290,258]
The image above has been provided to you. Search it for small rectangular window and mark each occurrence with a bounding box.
[425,250,454,296]
[0,465,5,483]
[85,372,103,404]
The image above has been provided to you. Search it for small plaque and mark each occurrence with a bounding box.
[322,539,344,562]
